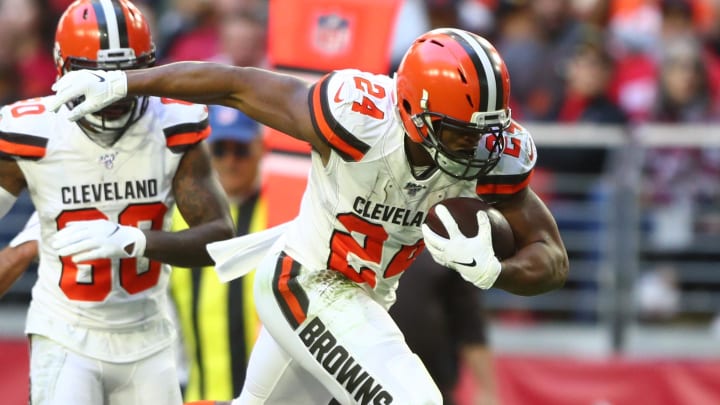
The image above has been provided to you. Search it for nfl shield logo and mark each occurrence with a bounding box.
[312,13,351,55]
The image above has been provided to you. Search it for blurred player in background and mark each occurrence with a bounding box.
[0,1,233,404]
[390,250,500,405]
[51,27,568,404]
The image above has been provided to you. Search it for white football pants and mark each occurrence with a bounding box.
[29,334,183,405]
[233,251,442,405]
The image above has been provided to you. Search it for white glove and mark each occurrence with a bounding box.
[421,204,502,289]
[51,219,146,263]
[48,70,128,121]
[9,212,40,247]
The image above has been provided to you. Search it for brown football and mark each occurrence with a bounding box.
[424,197,516,259]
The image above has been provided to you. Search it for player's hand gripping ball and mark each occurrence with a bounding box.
[422,197,516,289]
[424,197,515,259]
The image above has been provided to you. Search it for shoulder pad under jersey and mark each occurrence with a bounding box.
[476,120,537,198]
[308,69,396,162]
[0,97,60,160]
[150,97,210,152]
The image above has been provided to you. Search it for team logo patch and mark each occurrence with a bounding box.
[312,13,351,55]
[98,151,119,169]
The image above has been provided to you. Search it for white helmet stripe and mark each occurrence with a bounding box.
[99,0,121,49]
[452,29,497,113]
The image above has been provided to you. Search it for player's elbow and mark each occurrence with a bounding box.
[216,218,236,241]
[549,249,570,290]
[497,244,569,296]
[534,245,569,294]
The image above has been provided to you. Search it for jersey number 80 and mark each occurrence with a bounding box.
[56,203,166,302]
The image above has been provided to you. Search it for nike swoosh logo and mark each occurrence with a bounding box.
[452,258,477,267]
[333,83,345,103]
[90,72,106,82]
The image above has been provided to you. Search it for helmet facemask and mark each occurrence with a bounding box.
[409,106,509,180]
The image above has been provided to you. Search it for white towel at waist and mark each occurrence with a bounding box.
[206,222,290,282]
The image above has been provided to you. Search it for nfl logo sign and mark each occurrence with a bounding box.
[312,13,351,55]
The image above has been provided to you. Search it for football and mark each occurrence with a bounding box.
[424,197,516,259]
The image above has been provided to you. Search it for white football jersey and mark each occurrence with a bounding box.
[281,69,536,308]
[0,96,209,362]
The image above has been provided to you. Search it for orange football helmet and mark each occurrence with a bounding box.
[395,28,512,179]
[54,0,156,139]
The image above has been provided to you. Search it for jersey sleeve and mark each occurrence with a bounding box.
[476,120,536,199]
[307,69,394,162]
[157,99,210,153]
[0,98,55,160]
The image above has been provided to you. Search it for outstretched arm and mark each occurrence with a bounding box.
[127,64,317,142]
[493,187,569,295]
[51,63,329,158]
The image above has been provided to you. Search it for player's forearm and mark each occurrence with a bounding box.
[143,218,234,267]
[0,241,37,297]
[492,188,569,295]
[126,62,245,104]
[125,63,314,142]
[125,62,276,107]
[493,239,568,295]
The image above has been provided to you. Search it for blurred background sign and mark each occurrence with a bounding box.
[268,0,402,74]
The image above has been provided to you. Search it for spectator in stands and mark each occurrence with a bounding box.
[535,29,625,186]
[210,0,268,67]
[0,0,56,99]
[495,0,586,121]
[156,0,219,62]
[605,0,661,123]
[652,35,718,123]
[558,29,627,125]
[170,105,265,402]
[389,250,500,405]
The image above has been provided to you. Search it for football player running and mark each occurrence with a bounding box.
[0,1,234,404]
[51,28,569,405]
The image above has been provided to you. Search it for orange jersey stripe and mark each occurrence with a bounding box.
[476,170,533,196]
[274,254,308,329]
[278,255,306,326]
[0,137,46,159]
[166,125,211,148]
[309,75,368,161]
